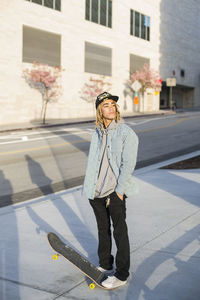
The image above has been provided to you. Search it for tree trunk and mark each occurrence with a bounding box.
[42,89,49,124]
[42,100,48,124]
[41,100,45,120]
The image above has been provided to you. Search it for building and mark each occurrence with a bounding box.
[0,0,200,125]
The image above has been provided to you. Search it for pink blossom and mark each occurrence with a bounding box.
[81,76,112,103]
[130,64,162,91]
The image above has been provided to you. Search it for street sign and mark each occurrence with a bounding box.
[131,80,142,92]
[166,78,176,110]
[166,78,176,87]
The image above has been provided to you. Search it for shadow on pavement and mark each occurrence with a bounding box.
[140,169,200,208]
[0,170,20,300]
[125,224,200,300]
[25,155,98,264]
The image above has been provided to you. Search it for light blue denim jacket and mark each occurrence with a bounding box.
[82,121,139,200]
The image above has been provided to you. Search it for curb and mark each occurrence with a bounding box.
[0,111,175,134]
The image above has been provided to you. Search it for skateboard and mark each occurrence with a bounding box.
[47,232,112,290]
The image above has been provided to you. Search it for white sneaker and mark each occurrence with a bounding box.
[101,276,127,289]
[97,266,113,274]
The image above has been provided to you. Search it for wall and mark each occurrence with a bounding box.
[0,0,161,125]
[159,0,200,107]
[1,0,199,125]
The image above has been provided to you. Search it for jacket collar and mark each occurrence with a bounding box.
[96,119,120,136]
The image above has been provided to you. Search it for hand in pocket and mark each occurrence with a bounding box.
[116,192,123,201]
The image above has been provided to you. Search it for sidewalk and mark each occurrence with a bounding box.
[0,109,175,133]
[0,152,199,300]
[1,106,200,133]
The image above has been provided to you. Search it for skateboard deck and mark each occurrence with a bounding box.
[47,232,112,290]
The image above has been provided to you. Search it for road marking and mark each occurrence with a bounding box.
[0,139,89,156]
[0,117,188,156]
[0,115,196,145]
[9,127,83,136]
[0,130,93,146]
[22,136,28,141]
[0,126,93,140]
[136,118,187,133]
[126,116,173,126]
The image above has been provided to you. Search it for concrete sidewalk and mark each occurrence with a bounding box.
[1,106,200,133]
[0,110,175,133]
[0,153,200,300]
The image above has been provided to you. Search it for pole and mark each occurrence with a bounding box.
[169,86,173,110]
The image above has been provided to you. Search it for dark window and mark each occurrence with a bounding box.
[130,9,133,35]
[23,25,61,66]
[86,0,90,20]
[108,0,112,28]
[32,0,42,4]
[85,0,112,28]
[44,0,53,9]
[55,0,61,11]
[100,0,107,26]
[130,9,150,41]
[92,0,99,23]
[135,11,140,37]
[145,16,150,41]
[180,69,185,77]
[25,0,61,11]
[85,42,112,76]
[141,14,146,39]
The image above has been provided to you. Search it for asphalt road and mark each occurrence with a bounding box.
[0,111,200,206]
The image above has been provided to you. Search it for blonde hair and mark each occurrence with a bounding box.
[95,99,120,129]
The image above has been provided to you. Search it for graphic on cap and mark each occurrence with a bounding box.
[95,92,119,109]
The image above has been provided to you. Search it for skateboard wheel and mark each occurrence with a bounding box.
[89,283,95,289]
[53,254,59,260]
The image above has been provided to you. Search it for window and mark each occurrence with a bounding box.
[130,9,150,41]
[85,0,112,28]
[23,25,61,66]
[130,54,149,75]
[25,0,61,11]
[85,42,112,76]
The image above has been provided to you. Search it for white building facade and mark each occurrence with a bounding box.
[0,0,200,125]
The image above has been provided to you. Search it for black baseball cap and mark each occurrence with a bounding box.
[95,92,119,109]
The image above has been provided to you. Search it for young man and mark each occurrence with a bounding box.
[82,92,139,289]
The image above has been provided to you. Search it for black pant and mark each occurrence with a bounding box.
[89,191,130,281]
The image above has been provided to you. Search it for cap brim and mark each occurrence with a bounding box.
[109,95,119,101]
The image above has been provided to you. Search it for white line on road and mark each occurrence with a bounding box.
[9,126,87,136]
[0,130,93,146]
[0,113,196,145]
[0,115,177,140]
[126,115,175,126]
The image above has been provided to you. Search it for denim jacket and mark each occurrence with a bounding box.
[82,121,139,200]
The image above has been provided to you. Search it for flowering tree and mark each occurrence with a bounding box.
[80,75,112,104]
[128,63,162,93]
[23,61,63,124]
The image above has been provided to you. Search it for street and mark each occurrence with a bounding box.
[0,111,200,206]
